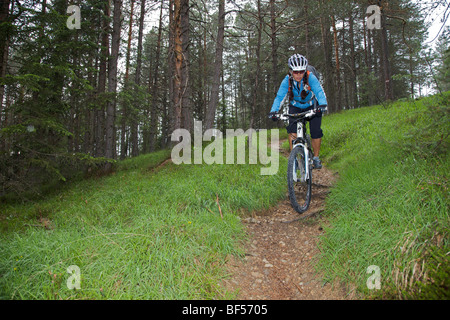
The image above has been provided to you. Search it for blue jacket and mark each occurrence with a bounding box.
[270,73,327,112]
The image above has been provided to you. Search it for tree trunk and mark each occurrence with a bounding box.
[131,0,145,157]
[161,73,170,148]
[366,27,376,105]
[409,50,414,98]
[180,0,191,133]
[204,0,225,130]
[120,0,135,160]
[135,0,145,87]
[270,0,278,98]
[379,1,394,101]
[169,0,183,133]
[303,0,310,58]
[96,0,110,157]
[149,0,164,152]
[0,0,10,132]
[319,0,335,113]
[68,32,79,153]
[202,26,208,120]
[105,0,122,169]
[84,53,97,154]
[331,15,341,111]
[349,10,358,108]
[341,17,349,109]
[250,0,263,129]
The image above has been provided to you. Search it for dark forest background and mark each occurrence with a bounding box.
[0,0,448,198]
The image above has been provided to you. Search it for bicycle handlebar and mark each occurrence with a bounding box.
[277,109,316,121]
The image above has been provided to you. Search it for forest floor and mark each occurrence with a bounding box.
[220,140,359,300]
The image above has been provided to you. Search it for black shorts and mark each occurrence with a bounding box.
[286,103,323,139]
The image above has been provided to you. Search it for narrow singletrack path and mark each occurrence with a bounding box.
[221,140,357,300]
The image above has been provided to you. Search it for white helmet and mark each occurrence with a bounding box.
[288,54,308,71]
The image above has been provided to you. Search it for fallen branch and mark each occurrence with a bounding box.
[293,281,303,294]
[281,208,324,223]
[216,193,224,220]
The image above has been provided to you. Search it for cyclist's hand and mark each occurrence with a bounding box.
[314,105,327,113]
[268,112,278,121]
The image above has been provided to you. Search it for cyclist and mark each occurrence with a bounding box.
[269,54,327,169]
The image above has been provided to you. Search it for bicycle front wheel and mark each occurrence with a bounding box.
[287,145,312,214]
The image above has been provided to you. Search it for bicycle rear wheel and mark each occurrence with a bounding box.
[287,145,312,213]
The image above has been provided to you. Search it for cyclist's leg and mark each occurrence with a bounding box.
[309,111,323,157]
[311,138,321,157]
[309,110,323,169]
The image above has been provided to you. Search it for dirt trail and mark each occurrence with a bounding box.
[221,141,357,300]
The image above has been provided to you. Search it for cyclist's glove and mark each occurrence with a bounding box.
[315,105,327,113]
[268,112,278,121]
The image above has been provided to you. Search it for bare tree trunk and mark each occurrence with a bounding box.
[331,15,341,111]
[409,51,414,98]
[270,0,278,97]
[202,26,208,120]
[84,52,97,154]
[349,10,358,108]
[130,0,146,157]
[96,0,110,157]
[319,0,335,113]
[120,0,135,160]
[379,1,394,101]
[204,0,225,130]
[363,14,368,70]
[341,17,349,109]
[105,0,122,169]
[250,0,263,129]
[220,71,226,133]
[124,0,134,83]
[180,0,191,133]
[135,0,145,88]
[303,0,310,58]
[366,27,376,105]
[0,0,10,134]
[169,0,183,133]
[68,32,79,153]
[161,76,170,148]
[149,0,164,152]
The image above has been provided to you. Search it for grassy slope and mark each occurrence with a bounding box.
[317,93,449,298]
[1,93,448,300]
[0,135,287,299]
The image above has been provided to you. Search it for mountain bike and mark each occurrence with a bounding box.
[277,109,316,214]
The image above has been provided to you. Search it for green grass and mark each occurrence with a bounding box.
[317,93,449,299]
[0,130,287,299]
[3,94,448,300]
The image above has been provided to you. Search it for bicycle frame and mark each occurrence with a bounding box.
[279,110,315,182]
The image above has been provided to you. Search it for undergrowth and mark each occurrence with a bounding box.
[317,92,449,299]
[0,130,286,299]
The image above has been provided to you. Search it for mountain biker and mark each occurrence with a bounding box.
[269,54,327,169]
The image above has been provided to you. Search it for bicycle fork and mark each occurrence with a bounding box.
[293,122,311,183]
[292,142,310,183]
